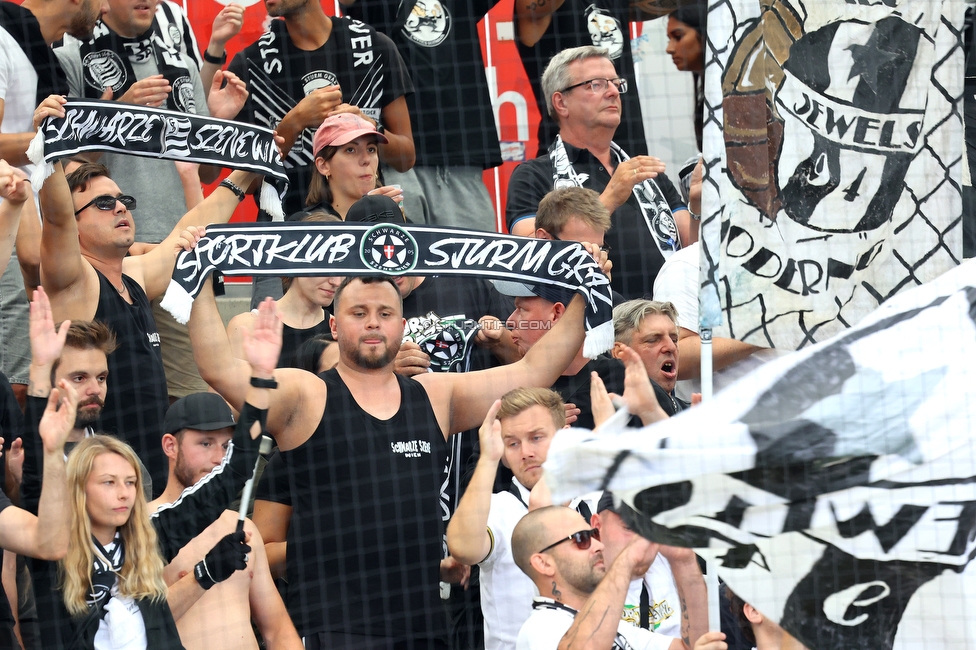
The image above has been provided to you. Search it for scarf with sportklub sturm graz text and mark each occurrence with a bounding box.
[27,99,288,220]
[161,222,615,358]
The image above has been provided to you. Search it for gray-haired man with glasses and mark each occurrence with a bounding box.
[506,45,693,303]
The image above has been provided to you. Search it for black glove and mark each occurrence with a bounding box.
[194,530,251,590]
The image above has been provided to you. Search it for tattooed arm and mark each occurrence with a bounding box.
[660,546,708,650]
[557,536,683,650]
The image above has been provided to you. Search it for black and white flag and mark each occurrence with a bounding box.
[699,0,967,348]
[27,99,288,219]
[545,259,976,649]
[161,222,615,357]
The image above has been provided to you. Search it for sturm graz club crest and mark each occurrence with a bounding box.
[83,50,127,94]
[361,223,418,274]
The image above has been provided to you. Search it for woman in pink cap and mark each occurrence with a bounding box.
[304,113,405,219]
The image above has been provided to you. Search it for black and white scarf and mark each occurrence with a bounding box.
[0,1,70,105]
[549,135,681,257]
[161,222,615,357]
[78,20,194,112]
[28,100,288,219]
[88,532,124,613]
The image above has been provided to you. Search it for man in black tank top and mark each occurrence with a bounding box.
[188,276,589,649]
[37,159,258,492]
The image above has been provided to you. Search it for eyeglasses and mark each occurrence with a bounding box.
[560,77,628,95]
[74,194,137,216]
[552,234,611,254]
[538,528,600,554]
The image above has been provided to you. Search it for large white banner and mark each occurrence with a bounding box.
[545,259,976,649]
[699,0,968,349]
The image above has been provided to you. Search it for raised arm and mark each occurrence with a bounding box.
[0,160,30,275]
[676,328,760,380]
[659,545,708,650]
[558,536,682,650]
[38,158,91,300]
[134,169,257,300]
[20,287,70,513]
[434,294,586,435]
[446,400,502,565]
[188,282,317,450]
[0,382,76,560]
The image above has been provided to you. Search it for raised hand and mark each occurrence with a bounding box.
[32,95,67,131]
[30,287,70,370]
[207,69,249,120]
[478,399,504,463]
[241,297,283,376]
[0,160,30,204]
[174,225,206,254]
[590,371,614,429]
[208,3,245,51]
[618,344,668,425]
[39,381,79,455]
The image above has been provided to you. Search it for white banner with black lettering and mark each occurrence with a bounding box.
[161,222,615,357]
[27,99,288,219]
[545,259,976,649]
[698,0,967,346]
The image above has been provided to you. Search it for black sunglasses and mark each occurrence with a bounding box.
[538,528,600,554]
[74,194,137,216]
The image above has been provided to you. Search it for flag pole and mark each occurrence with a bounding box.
[700,327,719,630]
[700,327,713,401]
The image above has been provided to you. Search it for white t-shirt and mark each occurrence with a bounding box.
[623,555,682,638]
[517,598,674,650]
[481,480,537,650]
[0,28,37,137]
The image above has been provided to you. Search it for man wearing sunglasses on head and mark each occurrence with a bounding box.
[511,506,704,650]
[35,139,258,494]
[506,45,692,302]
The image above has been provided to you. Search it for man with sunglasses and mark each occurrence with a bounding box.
[512,506,699,650]
[36,152,257,493]
[506,45,691,302]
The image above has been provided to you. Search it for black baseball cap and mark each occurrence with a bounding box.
[164,393,236,434]
[597,491,615,513]
[346,194,405,224]
[492,279,577,306]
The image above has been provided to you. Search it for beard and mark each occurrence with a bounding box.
[173,450,197,490]
[66,0,101,40]
[267,0,311,18]
[347,336,400,370]
[560,553,605,595]
[74,397,104,429]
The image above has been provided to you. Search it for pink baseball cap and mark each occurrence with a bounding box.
[312,113,388,155]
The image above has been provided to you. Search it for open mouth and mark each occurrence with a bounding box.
[661,361,676,378]
[116,219,130,229]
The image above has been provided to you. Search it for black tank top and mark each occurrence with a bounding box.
[279,316,333,368]
[93,270,169,490]
[281,369,448,644]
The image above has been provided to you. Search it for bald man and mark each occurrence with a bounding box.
[511,506,704,650]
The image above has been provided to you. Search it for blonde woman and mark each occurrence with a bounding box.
[24,305,281,649]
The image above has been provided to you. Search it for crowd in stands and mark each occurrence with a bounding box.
[0,0,807,649]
